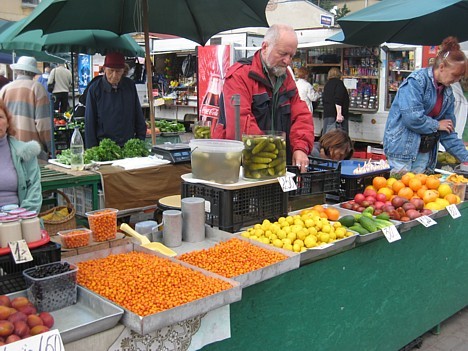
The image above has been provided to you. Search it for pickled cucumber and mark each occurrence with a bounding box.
[242,134,286,179]
[193,125,211,139]
[191,149,242,183]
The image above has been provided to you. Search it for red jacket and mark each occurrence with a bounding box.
[212,51,314,162]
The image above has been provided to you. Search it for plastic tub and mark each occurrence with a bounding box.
[85,208,118,242]
[189,139,244,184]
[242,131,286,180]
[23,261,78,312]
[58,228,91,249]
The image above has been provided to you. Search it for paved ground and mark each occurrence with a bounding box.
[409,307,468,351]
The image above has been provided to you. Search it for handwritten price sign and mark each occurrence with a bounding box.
[382,225,401,243]
[277,176,297,192]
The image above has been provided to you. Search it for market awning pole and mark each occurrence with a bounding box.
[70,53,75,111]
[143,0,156,146]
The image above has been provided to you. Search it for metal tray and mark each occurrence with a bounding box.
[8,286,124,344]
[66,243,241,335]
[299,233,358,265]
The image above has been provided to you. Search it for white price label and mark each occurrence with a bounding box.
[382,225,401,243]
[277,175,297,192]
[416,215,437,227]
[446,204,461,219]
[1,329,64,351]
[9,240,33,264]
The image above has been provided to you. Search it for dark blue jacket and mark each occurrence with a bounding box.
[85,75,146,148]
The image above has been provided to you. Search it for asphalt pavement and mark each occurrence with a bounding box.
[409,307,468,351]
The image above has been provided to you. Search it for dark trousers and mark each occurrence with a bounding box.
[53,92,69,112]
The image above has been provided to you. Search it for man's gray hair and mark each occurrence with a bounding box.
[263,24,296,45]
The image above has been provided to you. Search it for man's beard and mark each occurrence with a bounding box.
[269,66,287,77]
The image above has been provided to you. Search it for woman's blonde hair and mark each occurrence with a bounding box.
[327,67,342,80]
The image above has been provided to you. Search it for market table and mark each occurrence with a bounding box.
[201,203,468,351]
[96,163,191,211]
[40,165,102,211]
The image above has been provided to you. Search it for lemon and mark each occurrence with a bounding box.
[294,219,305,227]
[437,183,452,198]
[300,247,307,252]
[308,227,318,236]
[286,216,294,225]
[241,231,250,238]
[434,198,450,208]
[278,217,286,223]
[304,235,317,248]
[329,231,337,240]
[287,232,297,242]
[282,238,292,245]
[297,229,308,241]
[270,234,277,241]
[283,243,293,251]
[273,239,283,248]
[322,224,331,233]
[333,222,342,228]
[277,229,286,239]
[290,224,302,234]
[294,239,304,248]
[261,237,270,245]
[254,229,264,237]
[335,227,346,238]
[304,218,315,228]
[293,243,302,252]
[425,202,442,210]
[283,226,291,234]
[319,233,330,243]
[254,223,262,230]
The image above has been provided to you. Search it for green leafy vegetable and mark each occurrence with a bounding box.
[122,139,150,158]
[155,120,185,132]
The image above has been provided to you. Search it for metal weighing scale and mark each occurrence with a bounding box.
[152,143,191,163]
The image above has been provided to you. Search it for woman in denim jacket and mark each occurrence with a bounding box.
[384,37,468,173]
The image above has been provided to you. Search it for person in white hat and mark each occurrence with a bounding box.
[0,56,51,161]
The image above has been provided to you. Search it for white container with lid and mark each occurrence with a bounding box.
[189,139,244,184]
[20,211,42,243]
[9,208,27,216]
[1,204,19,212]
[0,215,22,248]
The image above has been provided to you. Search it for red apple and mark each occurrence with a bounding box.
[352,203,361,211]
[406,209,421,220]
[421,209,433,216]
[382,205,395,213]
[375,193,387,203]
[392,196,408,209]
[363,188,377,198]
[402,202,416,211]
[374,209,383,216]
[357,206,366,212]
[374,201,385,210]
[410,198,425,211]
[354,193,365,205]
[361,200,370,208]
[365,196,376,205]
[340,202,353,210]
[38,312,54,329]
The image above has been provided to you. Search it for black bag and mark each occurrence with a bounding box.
[182,54,195,77]
[47,82,55,93]
[419,132,440,153]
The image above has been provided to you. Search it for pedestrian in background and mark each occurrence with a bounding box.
[0,69,10,90]
[295,66,319,113]
[322,67,349,134]
[48,63,72,113]
[85,52,146,148]
[0,56,51,161]
[384,36,468,174]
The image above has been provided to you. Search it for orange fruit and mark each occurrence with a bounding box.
[372,176,388,190]
[324,207,340,221]
[426,176,441,190]
[401,173,415,186]
[423,189,439,204]
[398,187,414,200]
[392,180,406,194]
[408,178,422,192]
[414,173,427,185]
[417,185,428,199]
[377,187,394,201]
[365,185,376,191]
[312,205,325,213]
[319,212,328,218]
[444,193,461,205]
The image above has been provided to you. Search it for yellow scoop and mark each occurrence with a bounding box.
[120,223,177,257]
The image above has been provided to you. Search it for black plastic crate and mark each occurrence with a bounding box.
[0,242,62,294]
[181,181,288,232]
[341,170,391,200]
[286,157,341,197]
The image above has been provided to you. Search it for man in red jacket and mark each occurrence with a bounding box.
[212,24,314,172]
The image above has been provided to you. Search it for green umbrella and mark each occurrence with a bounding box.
[329,0,468,46]
[0,19,144,57]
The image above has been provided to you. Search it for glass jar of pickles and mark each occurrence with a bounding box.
[242,131,287,180]
[192,120,211,139]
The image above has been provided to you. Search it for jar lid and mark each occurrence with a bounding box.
[8,208,27,215]
[19,211,38,219]
[1,204,19,212]
[0,212,8,218]
[0,215,19,222]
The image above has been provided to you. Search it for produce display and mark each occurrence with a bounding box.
[338,208,395,235]
[40,207,70,222]
[242,134,287,179]
[0,295,54,345]
[155,120,185,133]
[56,138,149,165]
[340,173,461,220]
[85,209,118,242]
[240,206,354,253]
[76,252,233,316]
[177,238,288,278]
[58,229,91,249]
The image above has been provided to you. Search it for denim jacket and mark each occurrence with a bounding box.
[383,67,468,171]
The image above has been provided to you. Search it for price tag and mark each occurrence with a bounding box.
[446,204,461,219]
[416,215,437,227]
[2,329,64,351]
[382,225,401,243]
[9,240,33,264]
[277,175,297,192]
